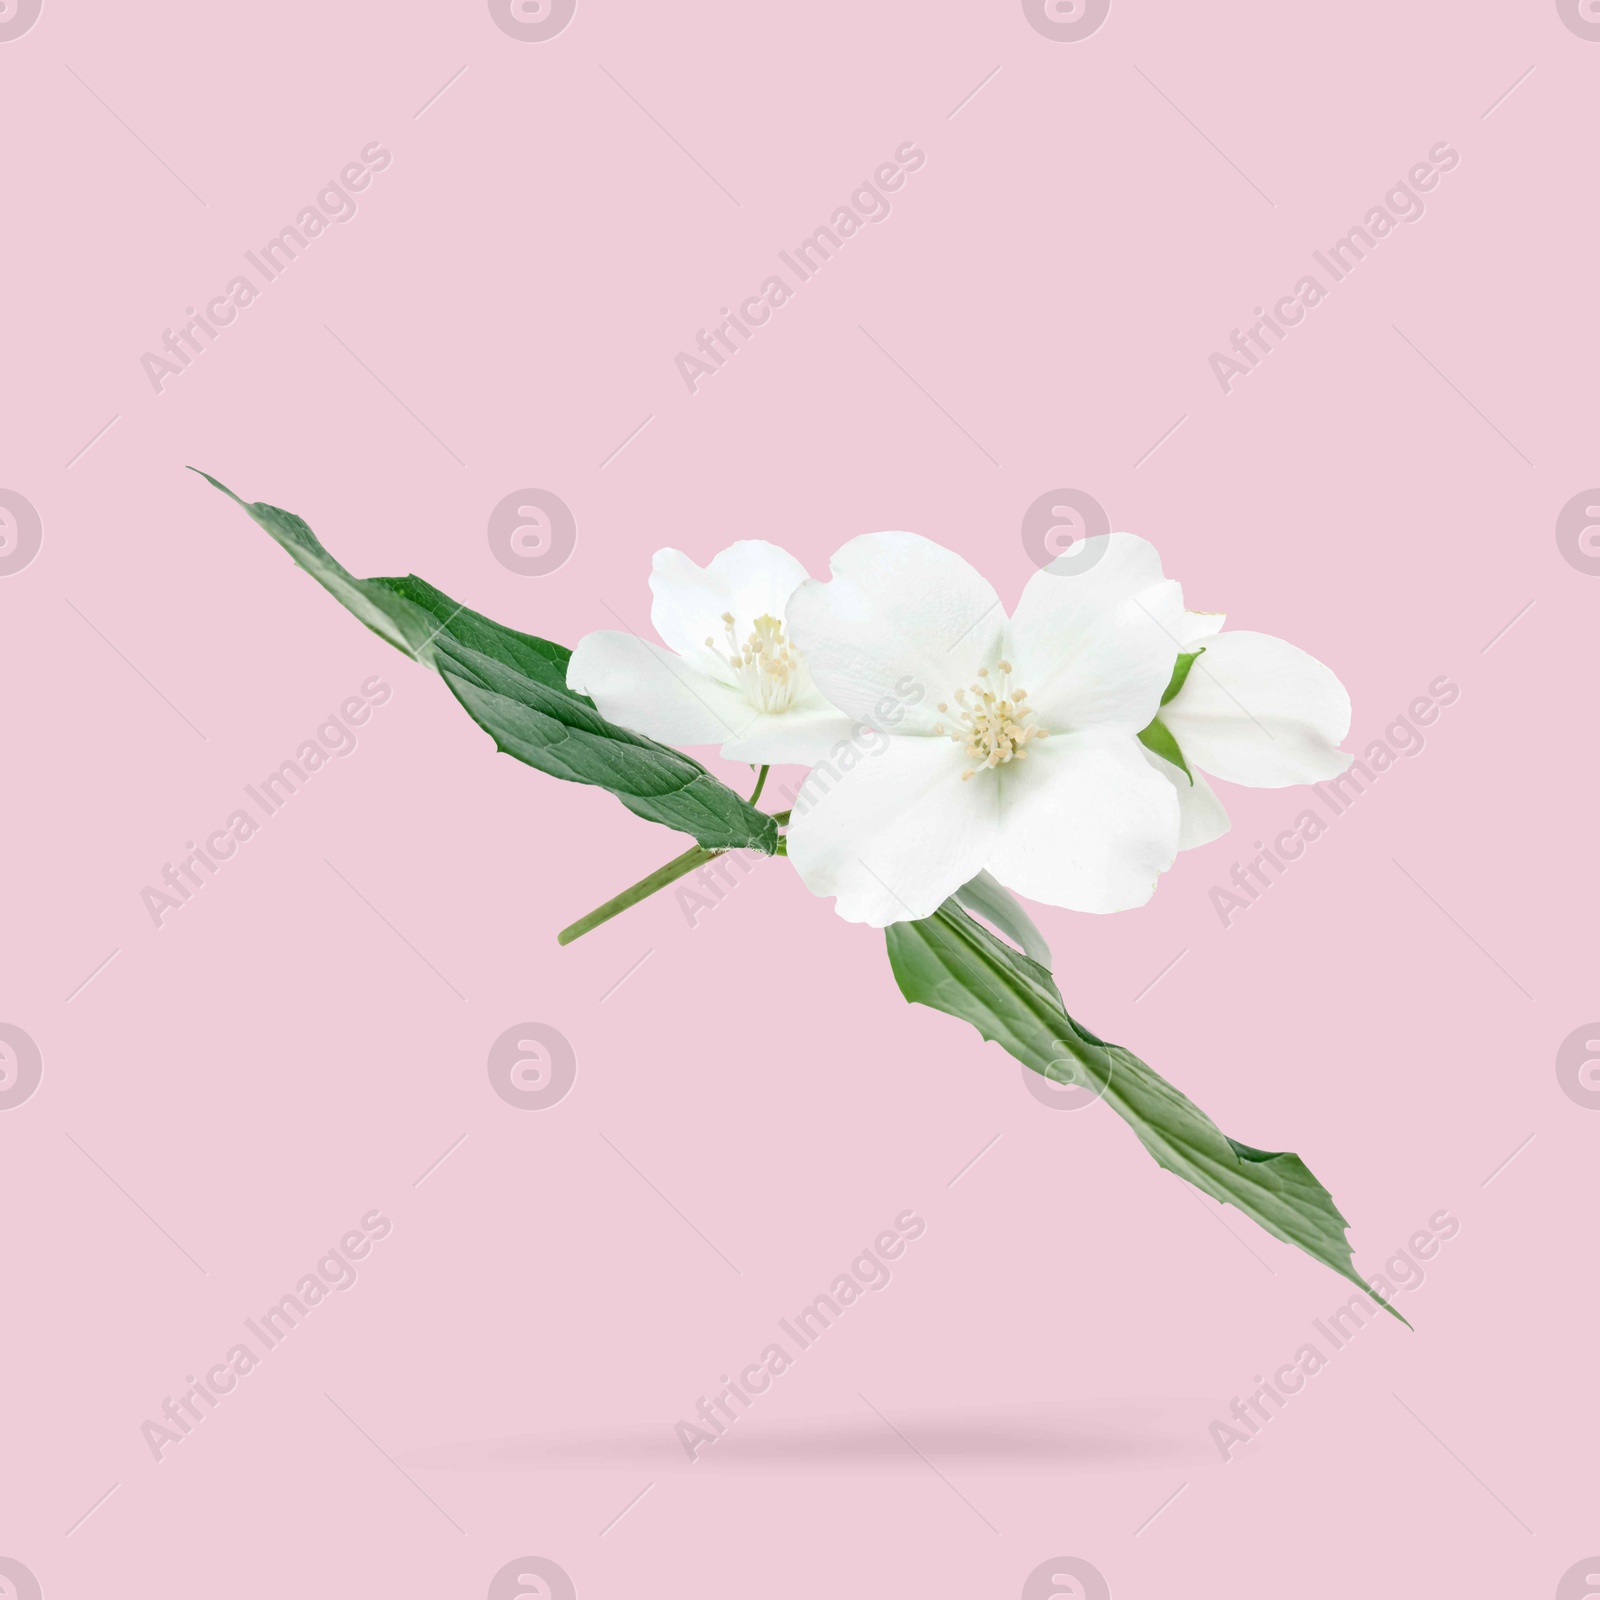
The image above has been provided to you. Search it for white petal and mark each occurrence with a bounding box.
[1041,529,1170,598]
[1145,750,1231,851]
[566,630,752,746]
[1007,532,1186,733]
[650,541,811,675]
[1162,630,1352,787]
[986,733,1180,913]
[720,689,862,765]
[786,737,997,926]
[1178,610,1226,647]
[787,532,1005,737]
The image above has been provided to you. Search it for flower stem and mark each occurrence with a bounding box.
[749,764,770,804]
[556,784,789,945]
[556,844,720,946]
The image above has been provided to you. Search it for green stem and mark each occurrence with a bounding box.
[556,788,791,945]
[557,844,720,946]
[749,764,769,804]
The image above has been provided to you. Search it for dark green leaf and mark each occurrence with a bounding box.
[195,472,778,854]
[885,901,1406,1324]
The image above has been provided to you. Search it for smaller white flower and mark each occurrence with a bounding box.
[567,541,858,765]
[1145,610,1353,849]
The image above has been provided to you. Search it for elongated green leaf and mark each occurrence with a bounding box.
[885,902,1405,1323]
[196,472,777,854]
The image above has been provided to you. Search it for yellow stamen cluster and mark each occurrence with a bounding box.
[933,661,1047,779]
[704,611,802,714]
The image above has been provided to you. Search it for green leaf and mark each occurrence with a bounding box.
[951,868,1054,969]
[194,472,778,855]
[1136,715,1193,784]
[1160,647,1205,706]
[885,901,1407,1324]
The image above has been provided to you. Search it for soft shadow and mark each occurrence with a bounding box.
[400,1399,1216,1476]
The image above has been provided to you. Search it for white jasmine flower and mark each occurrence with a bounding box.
[567,541,857,764]
[784,531,1186,926]
[1146,610,1354,850]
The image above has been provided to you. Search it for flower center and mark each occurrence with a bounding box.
[704,611,803,715]
[934,661,1047,779]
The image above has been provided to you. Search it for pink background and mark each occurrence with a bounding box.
[3,2,1595,1596]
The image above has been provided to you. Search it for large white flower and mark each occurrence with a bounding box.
[567,541,858,764]
[783,531,1187,926]
[1144,609,1353,851]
